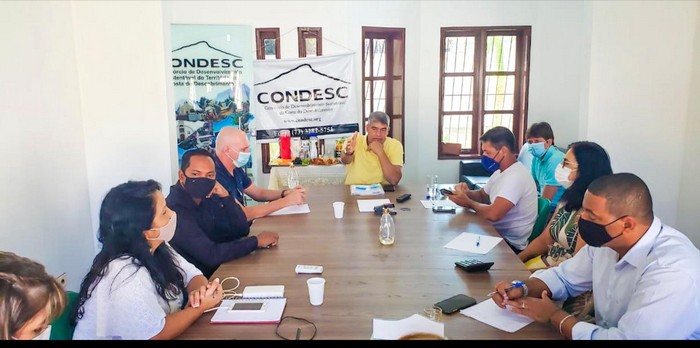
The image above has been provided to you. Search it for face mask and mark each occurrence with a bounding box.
[528,142,547,158]
[147,211,177,242]
[577,215,625,247]
[182,174,216,199]
[226,150,250,168]
[555,165,573,189]
[481,149,501,174]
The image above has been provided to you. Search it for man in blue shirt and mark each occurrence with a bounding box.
[214,127,306,221]
[526,122,565,210]
[489,173,700,339]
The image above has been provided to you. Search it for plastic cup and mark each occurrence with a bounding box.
[307,277,326,306]
[333,202,345,219]
[423,306,443,322]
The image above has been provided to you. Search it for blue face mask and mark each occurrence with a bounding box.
[232,151,250,168]
[528,142,547,158]
[481,149,501,174]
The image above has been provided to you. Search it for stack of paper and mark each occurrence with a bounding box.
[351,184,384,196]
[357,199,391,213]
[372,314,444,340]
[460,299,533,333]
[269,204,310,216]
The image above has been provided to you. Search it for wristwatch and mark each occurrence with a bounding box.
[511,280,528,297]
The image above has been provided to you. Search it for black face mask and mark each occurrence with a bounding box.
[578,215,626,247]
[182,175,216,199]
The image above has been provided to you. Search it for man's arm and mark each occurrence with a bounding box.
[368,140,402,185]
[241,185,306,221]
[462,196,515,222]
[243,184,287,202]
[541,185,559,201]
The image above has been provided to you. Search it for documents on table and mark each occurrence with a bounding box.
[269,204,311,216]
[444,232,502,254]
[351,184,385,196]
[357,199,391,213]
[371,314,444,340]
[460,299,533,333]
[210,298,287,324]
[419,199,460,209]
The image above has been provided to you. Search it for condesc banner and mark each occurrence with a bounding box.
[170,24,253,162]
[252,53,360,143]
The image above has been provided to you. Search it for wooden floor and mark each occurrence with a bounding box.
[178,184,561,340]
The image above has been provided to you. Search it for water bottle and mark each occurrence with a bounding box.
[309,133,319,159]
[379,208,395,245]
[287,163,299,189]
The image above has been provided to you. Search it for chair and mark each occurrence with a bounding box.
[50,290,78,340]
[529,197,551,242]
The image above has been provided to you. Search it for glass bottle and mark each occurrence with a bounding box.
[287,163,299,189]
[379,207,395,245]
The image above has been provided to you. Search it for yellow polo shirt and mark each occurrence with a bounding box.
[344,134,404,185]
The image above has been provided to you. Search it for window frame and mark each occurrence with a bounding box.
[437,26,531,160]
[297,27,322,57]
[361,26,406,148]
[256,28,281,174]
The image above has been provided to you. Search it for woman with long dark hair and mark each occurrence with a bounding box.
[518,141,613,269]
[71,180,222,339]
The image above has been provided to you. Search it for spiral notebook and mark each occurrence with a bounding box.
[210,297,287,324]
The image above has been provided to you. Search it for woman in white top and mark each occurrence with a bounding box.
[71,180,223,340]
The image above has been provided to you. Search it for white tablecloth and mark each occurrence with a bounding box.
[268,164,347,190]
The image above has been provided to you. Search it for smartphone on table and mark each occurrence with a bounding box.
[434,294,477,314]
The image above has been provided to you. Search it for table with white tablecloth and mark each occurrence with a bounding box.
[267,164,346,189]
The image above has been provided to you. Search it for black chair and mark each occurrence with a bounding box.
[459,160,491,190]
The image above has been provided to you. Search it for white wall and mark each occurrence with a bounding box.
[677,3,700,247]
[71,0,174,250]
[584,1,698,227]
[0,1,94,290]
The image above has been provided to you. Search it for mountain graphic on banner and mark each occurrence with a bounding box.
[255,64,351,86]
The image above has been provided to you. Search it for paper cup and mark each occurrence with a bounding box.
[332,202,345,219]
[307,277,326,306]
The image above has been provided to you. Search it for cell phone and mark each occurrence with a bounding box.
[228,302,267,312]
[434,294,477,314]
[432,205,456,214]
[382,184,396,192]
[439,188,454,196]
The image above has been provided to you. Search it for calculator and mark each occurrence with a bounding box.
[455,259,494,272]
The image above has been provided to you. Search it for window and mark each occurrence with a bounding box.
[256,28,281,174]
[298,27,322,57]
[438,26,530,159]
[362,27,406,147]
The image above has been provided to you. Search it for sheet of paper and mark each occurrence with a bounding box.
[357,199,391,213]
[460,299,533,333]
[372,314,444,340]
[443,232,502,254]
[351,184,385,196]
[419,199,460,209]
[269,204,310,216]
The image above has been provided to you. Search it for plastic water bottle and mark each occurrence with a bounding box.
[287,163,299,189]
[379,208,395,245]
[309,133,319,159]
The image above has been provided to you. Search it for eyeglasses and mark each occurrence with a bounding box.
[275,316,317,340]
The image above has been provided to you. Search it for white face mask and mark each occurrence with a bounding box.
[555,165,574,189]
[225,149,250,168]
[146,211,177,242]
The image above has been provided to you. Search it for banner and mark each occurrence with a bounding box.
[252,53,359,142]
[171,25,253,161]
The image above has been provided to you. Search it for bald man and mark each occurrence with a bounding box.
[489,173,700,339]
[214,127,307,221]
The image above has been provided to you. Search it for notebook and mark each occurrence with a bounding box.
[210,297,287,324]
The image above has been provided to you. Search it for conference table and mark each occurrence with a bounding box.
[178,184,561,340]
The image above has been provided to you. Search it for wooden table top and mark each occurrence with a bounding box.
[178,184,561,340]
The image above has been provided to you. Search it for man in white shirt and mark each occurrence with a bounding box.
[448,126,538,253]
[490,173,700,340]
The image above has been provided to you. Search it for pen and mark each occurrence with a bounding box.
[486,281,524,297]
[295,328,301,340]
[476,236,481,247]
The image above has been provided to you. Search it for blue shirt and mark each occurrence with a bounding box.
[532,217,700,339]
[214,155,252,206]
[530,145,565,209]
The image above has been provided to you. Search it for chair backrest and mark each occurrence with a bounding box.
[529,197,551,242]
[50,290,78,340]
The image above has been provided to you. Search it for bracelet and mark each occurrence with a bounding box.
[558,314,575,336]
[280,189,287,198]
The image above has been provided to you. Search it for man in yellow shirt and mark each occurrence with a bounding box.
[341,111,404,185]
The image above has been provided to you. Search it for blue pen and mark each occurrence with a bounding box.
[476,236,481,247]
[487,281,524,297]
